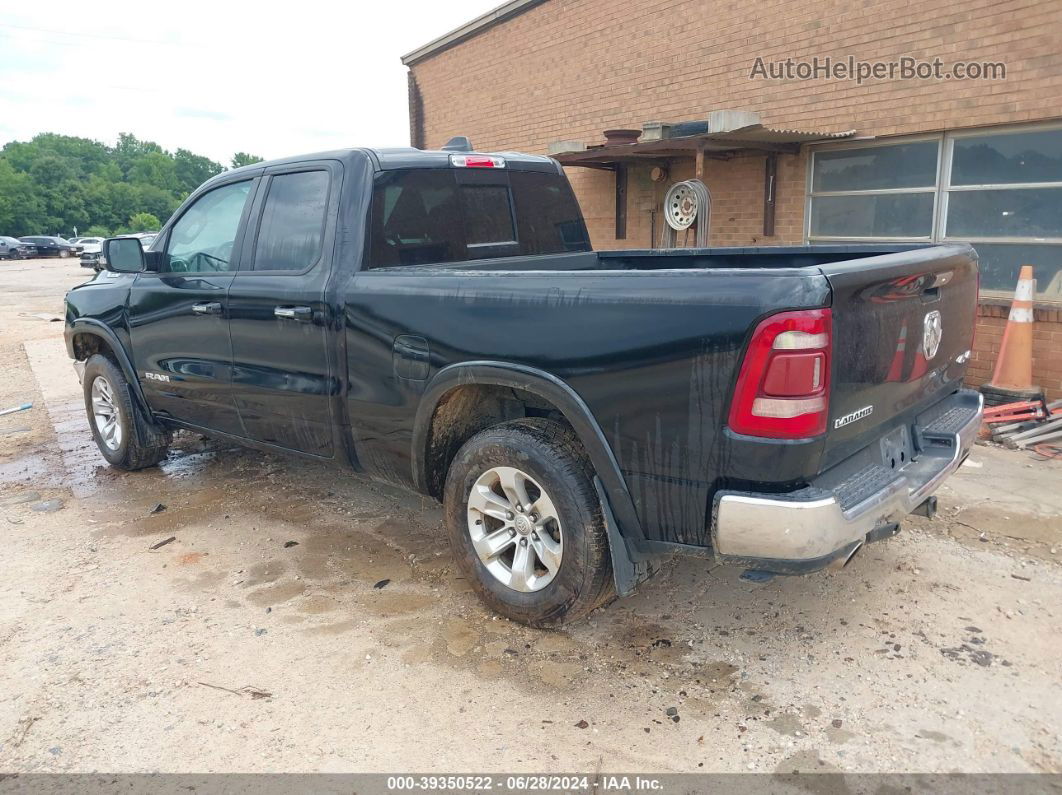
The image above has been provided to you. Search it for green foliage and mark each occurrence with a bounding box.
[0,132,253,238]
[128,212,161,231]
[231,152,264,169]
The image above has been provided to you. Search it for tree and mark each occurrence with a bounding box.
[174,148,223,194]
[130,152,179,194]
[231,152,264,169]
[128,212,161,231]
[0,160,42,235]
[0,132,223,236]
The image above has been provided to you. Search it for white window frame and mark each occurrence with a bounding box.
[806,121,1062,245]
[938,121,1062,245]
[804,133,944,243]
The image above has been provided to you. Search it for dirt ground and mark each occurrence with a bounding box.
[0,259,1059,774]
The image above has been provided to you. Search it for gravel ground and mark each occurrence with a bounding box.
[0,259,1059,774]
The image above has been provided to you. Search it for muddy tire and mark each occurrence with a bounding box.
[443,418,614,628]
[83,354,171,470]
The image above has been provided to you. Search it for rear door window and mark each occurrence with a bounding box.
[251,170,330,272]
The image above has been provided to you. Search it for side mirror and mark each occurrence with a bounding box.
[102,237,145,273]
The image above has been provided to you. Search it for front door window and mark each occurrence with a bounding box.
[165,181,252,273]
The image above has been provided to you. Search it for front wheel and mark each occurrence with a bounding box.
[83,354,171,470]
[443,418,614,628]
[59,249,70,258]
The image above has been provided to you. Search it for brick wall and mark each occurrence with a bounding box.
[409,0,1062,394]
[409,0,1062,248]
[967,302,1062,401]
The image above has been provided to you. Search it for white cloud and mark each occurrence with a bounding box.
[0,0,500,164]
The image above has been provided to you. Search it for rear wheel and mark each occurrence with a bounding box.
[443,418,614,628]
[83,354,171,470]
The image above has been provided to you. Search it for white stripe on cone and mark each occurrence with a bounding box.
[1009,306,1034,323]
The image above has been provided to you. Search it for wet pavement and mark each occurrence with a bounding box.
[0,259,1060,774]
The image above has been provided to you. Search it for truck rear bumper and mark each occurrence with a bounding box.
[712,389,983,574]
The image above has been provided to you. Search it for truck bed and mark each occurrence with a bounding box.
[348,242,978,549]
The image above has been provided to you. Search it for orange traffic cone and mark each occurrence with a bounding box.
[982,265,1040,405]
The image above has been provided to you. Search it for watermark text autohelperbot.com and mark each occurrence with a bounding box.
[750,56,1006,84]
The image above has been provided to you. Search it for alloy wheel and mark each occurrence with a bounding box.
[90,376,123,451]
[466,466,563,593]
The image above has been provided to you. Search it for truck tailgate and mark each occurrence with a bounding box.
[818,244,979,470]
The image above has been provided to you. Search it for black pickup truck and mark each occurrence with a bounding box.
[65,145,982,626]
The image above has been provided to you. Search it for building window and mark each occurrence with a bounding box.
[808,140,940,240]
[808,124,1062,300]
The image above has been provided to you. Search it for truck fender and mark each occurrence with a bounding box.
[66,319,152,417]
[412,361,656,594]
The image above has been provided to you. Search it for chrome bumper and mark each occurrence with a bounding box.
[713,390,983,571]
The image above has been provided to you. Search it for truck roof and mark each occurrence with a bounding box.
[223,147,561,178]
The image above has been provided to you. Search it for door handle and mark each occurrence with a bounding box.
[191,302,223,315]
[274,306,313,321]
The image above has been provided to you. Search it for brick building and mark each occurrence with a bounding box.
[402,0,1062,397]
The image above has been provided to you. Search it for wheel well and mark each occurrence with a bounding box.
[72,332,118,366]
[424,383,573,499]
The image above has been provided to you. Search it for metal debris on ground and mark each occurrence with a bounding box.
[374,579,391,589]
[148,536,176,551]
[0,402,32,417]
[198,682,272,700]
[982,398,1062,450]
[149,503,167,514]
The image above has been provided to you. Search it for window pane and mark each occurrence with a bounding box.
[972,242,1062,298]
[166,180,251,273]
[810,193,933,238]
[461,184,515,247]
[252,171,329,272]
[946,187,1062,238]
[369,169,464,268]
[812,142,939,192]
[951,129,1062,186]
[510,170,591,255]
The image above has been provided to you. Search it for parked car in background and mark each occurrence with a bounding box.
[19,236,80,258]
[0,236,36,260]
[77,237,106,270]
[133,232,157,249]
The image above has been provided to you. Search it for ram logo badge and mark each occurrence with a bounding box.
[144,371,170,383]
[923,310,943,359]
[834,405,874,429]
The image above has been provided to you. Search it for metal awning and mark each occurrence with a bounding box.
[554,124,856,169]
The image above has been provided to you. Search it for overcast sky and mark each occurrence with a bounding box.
[0,0,499,164]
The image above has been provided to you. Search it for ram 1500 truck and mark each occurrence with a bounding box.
[65,145,983,627]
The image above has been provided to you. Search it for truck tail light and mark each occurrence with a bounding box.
[450,154,506,169]
[728,309,832,439]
